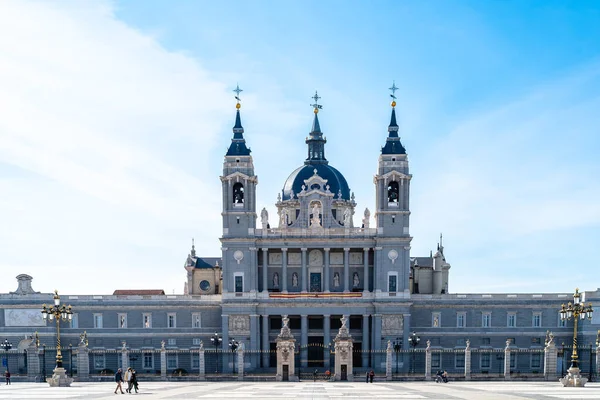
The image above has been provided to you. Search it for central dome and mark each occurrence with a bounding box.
[282,163,350,201]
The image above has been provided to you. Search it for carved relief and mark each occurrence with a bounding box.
[4,309,45,327]
[381,315,404,336]
[288,253,301,265]
[330,253,343,265]
[308,250,323,266]
[349,253,363,265]
[229,315,250,335]
[269,253,282,265]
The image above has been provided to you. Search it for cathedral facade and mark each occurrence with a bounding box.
[1,90,598,377]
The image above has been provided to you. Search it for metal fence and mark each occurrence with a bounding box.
[4,345,597,381]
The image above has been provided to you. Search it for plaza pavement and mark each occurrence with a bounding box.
[0,381,599,400]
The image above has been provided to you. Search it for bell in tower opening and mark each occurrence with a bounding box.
[233,182,244,204]
[387,181,399,203]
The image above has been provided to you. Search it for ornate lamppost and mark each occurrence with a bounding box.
[210,332,222,374]
[41,290,73,387]
[1,339,12,375]
[393,338,402,374]
[229,338,239,374]
[559,288,593,387]
[408,332,420,374]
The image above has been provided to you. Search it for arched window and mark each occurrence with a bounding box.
[387,181,399,203]
[233,183,244,204]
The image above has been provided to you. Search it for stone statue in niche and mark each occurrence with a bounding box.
[261,207,269,230]
[273,272,279,288]
[343,207,351,227]
[333,272,340,288]
[292,272,298,288]
[310,203,321,227]
[279,209,288,228]
[362,208,370,228]
[353,272,360,288]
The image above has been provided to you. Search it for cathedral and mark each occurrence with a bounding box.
[0,86,598,378]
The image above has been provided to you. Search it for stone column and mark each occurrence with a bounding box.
[221,315,230,373]
[250,247,258,292]
[343,248,350,292]
[596,343,600,378]
[198,342,205,381]
[374,247,383,292]
[121,342,129,372]
[76,334,89,382]
[281,248,288,293]
[221,247,229,292]
[544,337,557,381]
[26,340,39,382]
[323,315,331,370]
[464,340,471,381]
[373,314,382,369]
[301,248,308,292]
[160,341,166,381]
[334,316,354,381]
[301,314,308,368]
[276,315,298,381]
[362,314,370,368]
[425,341,431,380]
[250,314,259,369]
[262,248,268,293]
[363,248,369,293]
[262,314,270,368]
[504,340,511,380]
[324,248,330,292]
[386,340,392,381]
[237,344,244,381]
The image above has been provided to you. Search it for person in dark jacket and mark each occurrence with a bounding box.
[369,370,374,383]
[131,369,139,393]
[114,368,124,394]
[5,370,10,385]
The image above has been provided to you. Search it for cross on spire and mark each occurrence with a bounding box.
[233,84,243,103]
[310,90,323,112]
[389,81,398,100]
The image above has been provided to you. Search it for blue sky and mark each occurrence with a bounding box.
[0,0,599,295]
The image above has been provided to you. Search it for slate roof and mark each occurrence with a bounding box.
[113,289,165,295]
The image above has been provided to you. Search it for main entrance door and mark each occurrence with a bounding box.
[307,337,324,368]
[310,272,322,292]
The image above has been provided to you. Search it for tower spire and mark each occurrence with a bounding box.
[226,84,251,156]
[381,81,406,155]
[305,91,328,165]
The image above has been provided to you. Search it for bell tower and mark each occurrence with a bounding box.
[373,82,412,293]
[220,85,258,293]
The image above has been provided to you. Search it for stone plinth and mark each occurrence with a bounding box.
[47,367,73,387]
[560,367,588,387]
[276,315,298,382]
[237,345,244,381]
[26,342,40,381]
[77,346,90,381]
[333,316,353,381]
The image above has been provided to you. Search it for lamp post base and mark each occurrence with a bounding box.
[560,367,588,387]
[47,367,73,387]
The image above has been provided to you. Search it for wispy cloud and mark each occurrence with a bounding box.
[411,61,600,293]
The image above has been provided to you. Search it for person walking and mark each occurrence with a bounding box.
[131,369,139,393]
[369,370,374,383]
[313,369,318,382]
[365,370,369,383]
[4,370,10,385]
[114,368,124,394]
[124,367,133,393]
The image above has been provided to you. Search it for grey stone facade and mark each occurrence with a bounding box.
[0,99,598,379]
